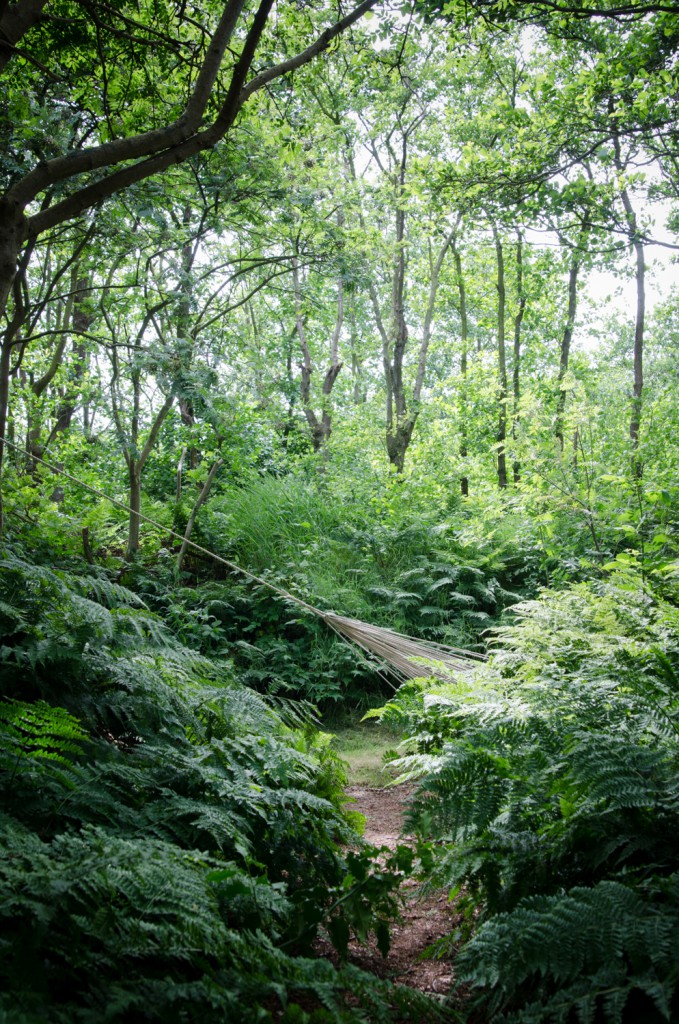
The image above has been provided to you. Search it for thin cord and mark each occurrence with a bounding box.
[0,437,325,618]
[0,437,478,685]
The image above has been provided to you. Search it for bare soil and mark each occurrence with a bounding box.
[315,784,462,999]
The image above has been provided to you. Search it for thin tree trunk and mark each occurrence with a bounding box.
[280,326,297,449]
[82,526,95,564]
[493,226,508,490]
[629,233,645,469]
[512,231,526,484]
[452,241,469,496]
[31,277,74,400]
[292,254,343,453]
[124,392,174,560]
[127,463,142,560]
[176,446,187,502]
[0,336,12,532]
[555,221,590,450]
[177,458,223,573]
[176,205,198,467]
[318,258,344,454]
[344,142,407,468]
[613,135,644,476]
[349,300,365,404]
[0,219,30,533]
[47,276,92,454]
[555,251,581,450]
[384,137,410,472]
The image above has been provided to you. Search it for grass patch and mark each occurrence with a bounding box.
[329,723,402,787]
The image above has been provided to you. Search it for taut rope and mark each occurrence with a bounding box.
[0,437,485,683]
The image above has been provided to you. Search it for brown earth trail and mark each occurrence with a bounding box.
[316,784,461,998]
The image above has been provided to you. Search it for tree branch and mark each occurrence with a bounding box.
[20,0,378,238]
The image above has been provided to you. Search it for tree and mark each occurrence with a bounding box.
[0,0,379,527]
[339,41,460,472]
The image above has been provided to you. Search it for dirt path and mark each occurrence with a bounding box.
[316,784,460,998]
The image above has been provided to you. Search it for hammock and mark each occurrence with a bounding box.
[321,613,483,683]
[1,438,486,684]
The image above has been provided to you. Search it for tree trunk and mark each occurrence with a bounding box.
[176,206,198,467]
[386,421,414,473]
[555,249,581,450]
[349,300,366,404]
[0,203,21,322]
[293,255,343,453]
[48,276,92,452]
[384,137,410,472]
[0,336,12,532]
[126,462,142,561]
[493,226,508,490]
[124,391,174,560]
[0,208,23,532]
[453,242,469,496]
[613,135,645,476]
[629,233,645,472]
[176,458,223,573]
[512,232,526,484]
[555,221,590,450]
[176,446,187,502]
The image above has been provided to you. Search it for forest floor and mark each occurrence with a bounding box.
[316,725,463,1005]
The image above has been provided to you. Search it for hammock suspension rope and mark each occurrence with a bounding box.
[0,437,486,684]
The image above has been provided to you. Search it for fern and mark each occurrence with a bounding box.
[0,547,440,1023]
[376,569,679,1022]
[459,877,679,1023]
[0,699,87,769]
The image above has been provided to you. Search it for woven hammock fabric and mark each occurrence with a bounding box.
[321,612,485,683]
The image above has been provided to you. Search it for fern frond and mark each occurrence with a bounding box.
[0,699,87,769]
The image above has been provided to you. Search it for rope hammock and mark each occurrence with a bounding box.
[0,438,486,685]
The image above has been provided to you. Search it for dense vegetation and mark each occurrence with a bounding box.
[2,0,679,1021]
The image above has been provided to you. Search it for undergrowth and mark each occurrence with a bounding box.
[162,475,529,707]
[0,545,443,1023]
[369,570,679,1023]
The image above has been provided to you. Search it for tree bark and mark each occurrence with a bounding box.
[385,136,410,471]
[126,463,143,560]
[493,226,508,490]
[0,337,12,532]
[175,205,198,465]
[177,458,223,573]
[176,446,187,502]
[292,255,343,452]
[382,154,456,471]
[349,299,366,404]
[555,221,589,450]
[124,391,174,561]
[613,135,645,476]
[49,276,92,441]
[629,231,645,469]
[452,242,469,496]
[555,251,580,450]
[512,231,526,484]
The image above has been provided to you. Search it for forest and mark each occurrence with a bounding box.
[1,0,679,1021]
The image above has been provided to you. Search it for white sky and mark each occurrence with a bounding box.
[581,195,679,348]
